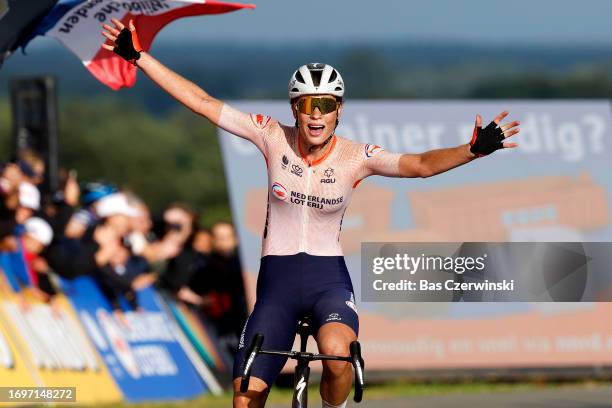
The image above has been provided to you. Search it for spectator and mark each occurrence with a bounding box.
[85,193,153,311]
[212,222,247,340]
[162,203,198,246]
[1,163,23,207]
[171,228,213,306]
[0,226,17,252]
[22,217,53,255]
[127,199,181,264]
[47,186,166,308]
[46,192,138,281]
[156,203,202,297]
[22,217,58,302]
[0,164,20,251]
[64,180,117,239]
[16,150,45,187]
[44,169,80,238]
[96,192,140,237]
[189,221,247,354]
[16,182,40,224]
[192,228,213,256]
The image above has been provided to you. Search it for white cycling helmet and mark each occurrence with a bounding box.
[288,63,345,100]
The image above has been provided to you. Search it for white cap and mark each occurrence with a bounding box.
[96,193,141,218]
[24,217,53,246]
[19,182,40,210]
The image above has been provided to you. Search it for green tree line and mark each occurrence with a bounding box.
[0,98,232,225]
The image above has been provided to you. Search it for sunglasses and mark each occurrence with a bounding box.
[295,96,339,115]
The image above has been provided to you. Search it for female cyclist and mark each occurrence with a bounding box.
[102,19,520,408]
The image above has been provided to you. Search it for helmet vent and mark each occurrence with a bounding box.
[335,87,342,91]
[291,88,299,92]
[329,70,338,82]
[311,70,322,87]
[295,71,305,84]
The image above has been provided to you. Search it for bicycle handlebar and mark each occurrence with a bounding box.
[240,334,366,402]
[259,350,350,361]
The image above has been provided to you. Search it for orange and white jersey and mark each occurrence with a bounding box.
[218,103,402,256]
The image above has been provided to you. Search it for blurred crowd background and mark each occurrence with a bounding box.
[0,151,247,355]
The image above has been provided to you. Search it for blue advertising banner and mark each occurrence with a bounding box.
[61,276,207,402]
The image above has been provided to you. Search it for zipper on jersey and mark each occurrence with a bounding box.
[299,164,312,253]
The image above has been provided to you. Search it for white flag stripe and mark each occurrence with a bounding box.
[48,1,203,62]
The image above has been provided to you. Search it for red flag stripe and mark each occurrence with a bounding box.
[89,2,255,89]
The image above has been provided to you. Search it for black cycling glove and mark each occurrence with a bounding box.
[113,28,142,64]
[469,121,505,157]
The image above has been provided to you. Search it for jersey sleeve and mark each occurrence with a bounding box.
[217,103,277,157]
[357,143,402,179]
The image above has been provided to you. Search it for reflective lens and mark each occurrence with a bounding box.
[296,96,338,115]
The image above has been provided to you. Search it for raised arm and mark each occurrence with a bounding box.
[396,145,475,178]
[366,111,520,179]
[101,18,278,155]
[102,18,223,125]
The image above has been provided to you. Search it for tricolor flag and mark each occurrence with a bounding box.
[23,0,254,90]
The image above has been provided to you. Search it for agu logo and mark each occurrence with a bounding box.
[321,167,336,184]
[272,182,288,200]
[365,144,384,158]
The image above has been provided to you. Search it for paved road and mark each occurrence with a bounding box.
[270,384,612,408]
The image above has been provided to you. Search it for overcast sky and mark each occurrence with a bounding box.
[150,0,612,45]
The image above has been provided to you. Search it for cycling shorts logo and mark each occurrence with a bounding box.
[291,164,303,177]
[250,113,271,129]
[365,144,384,158]
[272,182,288,200]
[326,312,342,322]
[238,315,250,349]
[281,155,289,170]
[321,167,336,184]
[346,293,357,312]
